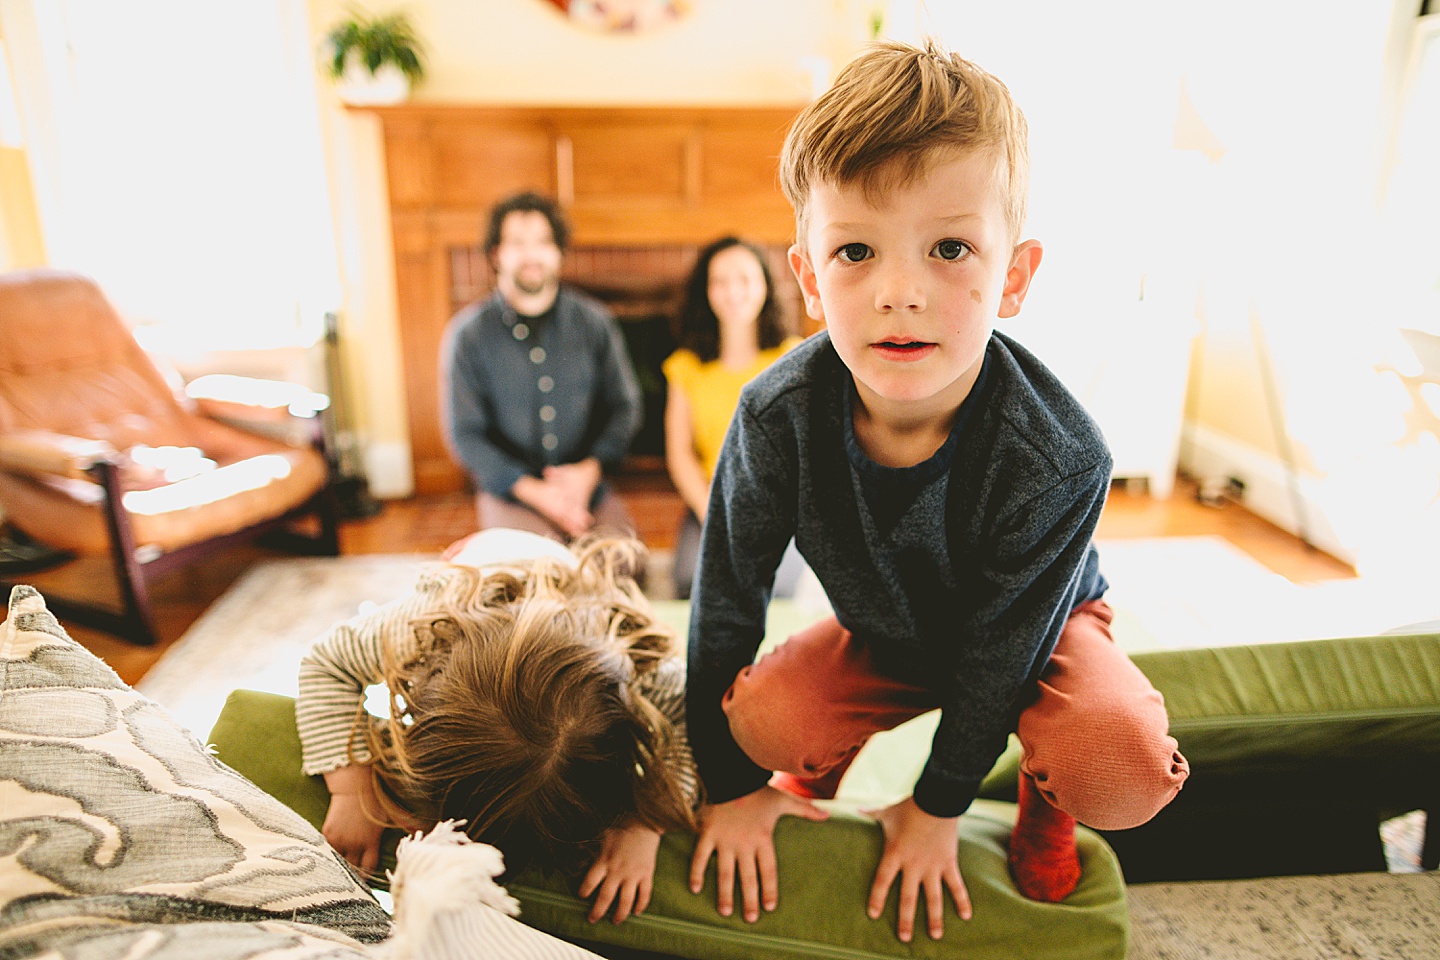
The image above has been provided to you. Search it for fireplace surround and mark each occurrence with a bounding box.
[361,104,806,494]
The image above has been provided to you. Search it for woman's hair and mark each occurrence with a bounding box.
[675,236,788,364]
[357,536,695,871]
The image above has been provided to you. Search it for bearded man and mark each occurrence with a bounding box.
[441,192,641,540]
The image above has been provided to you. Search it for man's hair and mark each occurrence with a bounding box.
[483,191,571,255]
[358,537,695,873]
[675,236,790,364]
[780,38,1030,246]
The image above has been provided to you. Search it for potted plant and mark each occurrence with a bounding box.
[324,9,425,106]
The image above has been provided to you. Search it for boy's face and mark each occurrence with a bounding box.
[789,150,1042,423]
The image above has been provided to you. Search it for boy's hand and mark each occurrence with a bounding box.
[322,765,384,876]
[689,785,829,922]
[863,796,971,942]
[579,821,663,924]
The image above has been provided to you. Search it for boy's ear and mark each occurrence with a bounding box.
[998,239,1044,319]
[788,244,827,323]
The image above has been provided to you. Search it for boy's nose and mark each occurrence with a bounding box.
[874,263,925,312]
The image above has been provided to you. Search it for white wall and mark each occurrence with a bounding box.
[911,0,1439,574]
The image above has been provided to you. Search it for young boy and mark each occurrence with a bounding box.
[685,39,1189,943]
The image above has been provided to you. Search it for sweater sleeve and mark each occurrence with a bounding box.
[911,458,1111,818]
[686,401,798,804]
[441,315,531,497]
[296,573,444,775]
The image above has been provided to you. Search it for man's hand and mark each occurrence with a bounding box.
[689,785,829,922]
[512,474,592,537]
[543,458,602,516]
[579,821,663,924]
[322,765,385,876]
[863,796,971,942]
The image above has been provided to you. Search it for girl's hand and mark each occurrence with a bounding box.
[322,765,385,876]
[863,796,971,942]
[688,785,829,923]
[580,821,663,923]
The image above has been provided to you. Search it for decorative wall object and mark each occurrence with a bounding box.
[542,0,691,34]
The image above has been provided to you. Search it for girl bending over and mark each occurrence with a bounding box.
[297,528,697,923]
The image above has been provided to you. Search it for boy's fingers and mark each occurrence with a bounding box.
[635,879,652,916]
[946,868,972,921]
[896,873,920,943]
[867,859,899,919]
[925,876,945,939]
[757,843,779,912]
[788,796,831,821]
[716,855,736,916]
[738,854,761,922]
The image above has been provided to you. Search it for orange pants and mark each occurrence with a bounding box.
[721,600,1189,831]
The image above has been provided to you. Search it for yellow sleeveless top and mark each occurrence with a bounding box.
[661,338,803,480]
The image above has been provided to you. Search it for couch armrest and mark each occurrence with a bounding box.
[0,429,118,481]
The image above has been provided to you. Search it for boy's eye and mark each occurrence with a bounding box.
[835,243,872,263]
[934,239,971,261]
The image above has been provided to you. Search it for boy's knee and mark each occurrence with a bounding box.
[1021,693,1190,831]
[722,666,847,777]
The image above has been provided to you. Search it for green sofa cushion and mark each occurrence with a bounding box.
[1132,631,1440,772]
[209,689,1130,960]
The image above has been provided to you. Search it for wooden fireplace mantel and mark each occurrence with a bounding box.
[360,103,806,494]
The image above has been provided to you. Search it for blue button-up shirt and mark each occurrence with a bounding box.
[440,287,642,499]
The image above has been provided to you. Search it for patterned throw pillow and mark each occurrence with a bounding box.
[0,584,391,957]
[0,585,607,960]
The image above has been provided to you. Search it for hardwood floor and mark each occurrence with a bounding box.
[2,474,1354,688]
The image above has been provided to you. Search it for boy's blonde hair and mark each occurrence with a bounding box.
[781,37,1030,246]
[357,536,696,871]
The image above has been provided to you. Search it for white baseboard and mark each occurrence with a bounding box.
[363,440,414,499]
[1178,422,1354,564]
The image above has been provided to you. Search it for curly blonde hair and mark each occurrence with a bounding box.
[356,536,696,869]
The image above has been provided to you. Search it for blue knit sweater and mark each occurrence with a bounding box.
[687,330,1110,818]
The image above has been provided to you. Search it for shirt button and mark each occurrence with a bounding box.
[512,322,529,340]
[539,405,556,422]
[542,433,559,451]
[530,347,546,364]
[538,375,554,393]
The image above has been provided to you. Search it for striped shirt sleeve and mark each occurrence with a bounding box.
[296,570,446,776]
[636,657,700,809]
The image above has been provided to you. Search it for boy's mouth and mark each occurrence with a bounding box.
[872,339,937,360]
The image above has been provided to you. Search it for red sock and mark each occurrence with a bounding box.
[1008,772,1081,902]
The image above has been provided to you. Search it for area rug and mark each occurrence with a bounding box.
[1126,871,1440,959]
[137,553,434,740]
